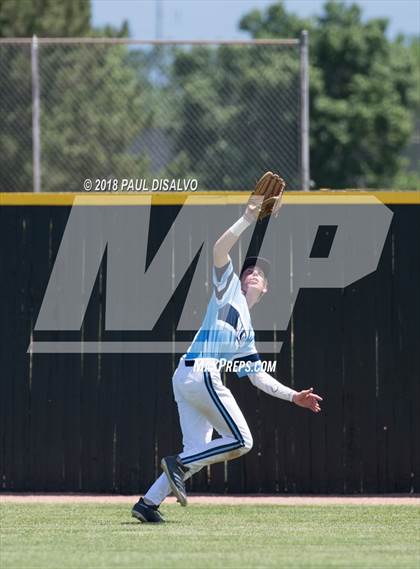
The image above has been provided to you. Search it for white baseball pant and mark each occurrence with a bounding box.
[144,357,253,505]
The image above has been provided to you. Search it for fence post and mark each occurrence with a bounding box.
[300,30,310,191]
[31,34,41,193]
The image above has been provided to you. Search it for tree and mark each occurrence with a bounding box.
[39,43,150,191]
[240,1,417,188]
[394,37,420,190]
[169,42,302,190]
[0,0,91,37]
[0,0,150,191]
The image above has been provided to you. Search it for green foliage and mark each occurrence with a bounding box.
[0,45,33,190]
[240,3,313,39]
[0,0,91,37]
[39,45,150,191]
[392,170,420,191]
[240,1,418,189]
[169,44,301,189]
[0,0,149,192]
[408,37,420,113]
[164,0,417,190]
[1,0,417,191]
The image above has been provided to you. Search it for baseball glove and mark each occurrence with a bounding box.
[249,171,286,221]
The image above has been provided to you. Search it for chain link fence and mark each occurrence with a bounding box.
[0,38,308,192]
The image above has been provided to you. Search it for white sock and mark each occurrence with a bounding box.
[143,473,171,506]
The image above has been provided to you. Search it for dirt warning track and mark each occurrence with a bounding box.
[1,494,418,505]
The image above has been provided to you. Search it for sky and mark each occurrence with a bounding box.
[92,0,420,41]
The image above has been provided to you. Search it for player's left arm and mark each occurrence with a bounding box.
[248,371,323,413]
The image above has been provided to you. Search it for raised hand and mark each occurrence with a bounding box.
[244,195,264,223]
[244,171,286,223]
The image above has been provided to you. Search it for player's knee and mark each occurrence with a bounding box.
[240,432,253,454]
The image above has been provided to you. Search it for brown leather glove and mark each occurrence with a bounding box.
[250,171,286,221]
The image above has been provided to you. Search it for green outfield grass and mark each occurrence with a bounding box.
[1,503,419,569]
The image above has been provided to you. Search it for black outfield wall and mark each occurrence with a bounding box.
[1,193,419,493]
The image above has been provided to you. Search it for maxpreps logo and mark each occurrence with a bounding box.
[28,194,393,354]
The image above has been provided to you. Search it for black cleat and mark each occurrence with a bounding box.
[161,455,189,507]
[131,498,164,523]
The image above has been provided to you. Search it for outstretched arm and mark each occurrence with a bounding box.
[248,371,322,413]
[214,171,285,267]
[213,199,261,268]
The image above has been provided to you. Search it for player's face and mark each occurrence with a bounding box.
[241,266,267,296]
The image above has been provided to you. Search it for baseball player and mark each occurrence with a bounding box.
[132,174,323,523]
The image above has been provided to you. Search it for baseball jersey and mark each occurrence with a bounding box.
[185,258,260,376]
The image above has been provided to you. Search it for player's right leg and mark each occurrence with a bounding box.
[131,497,164,523]
[146,397,214,507]
[176,367,253,471]
[161,360,253,504]
[134,363,214,515]
[135,359,253,516]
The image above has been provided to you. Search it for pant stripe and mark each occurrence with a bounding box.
[182,441,242,465]
[181,371,244,465]
[204,371,244,445]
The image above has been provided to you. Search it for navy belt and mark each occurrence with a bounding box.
[185,353,260,367]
